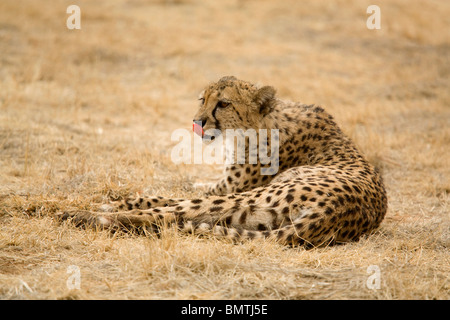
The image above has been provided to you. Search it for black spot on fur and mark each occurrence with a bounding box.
[257,223,267,231]
[221,227,228,236]
[276,229,285,238]
[239,211,247,224]
[309,213,319,220]
[213,199,226,205]
[285,194,294,203]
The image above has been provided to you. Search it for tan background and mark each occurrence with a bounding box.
[0,0,448,299]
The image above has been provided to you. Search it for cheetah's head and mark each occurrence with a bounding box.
[193,76,276,140]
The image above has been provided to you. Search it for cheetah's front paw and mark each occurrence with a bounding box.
[57,210,114,229]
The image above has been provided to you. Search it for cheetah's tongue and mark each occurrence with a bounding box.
[193,123,204,137]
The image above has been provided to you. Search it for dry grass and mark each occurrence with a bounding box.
[0,0,449,300]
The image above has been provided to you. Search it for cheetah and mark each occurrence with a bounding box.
[60,76,388,247]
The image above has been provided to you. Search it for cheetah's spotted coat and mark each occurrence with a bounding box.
[61,76,388,247]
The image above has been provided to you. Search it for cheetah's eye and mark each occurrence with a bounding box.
[199,98,205,104]
[217,101,231,108]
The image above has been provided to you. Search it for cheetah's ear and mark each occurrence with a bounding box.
[254,86,276,115]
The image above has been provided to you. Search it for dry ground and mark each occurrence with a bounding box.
[0,0,449,300]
